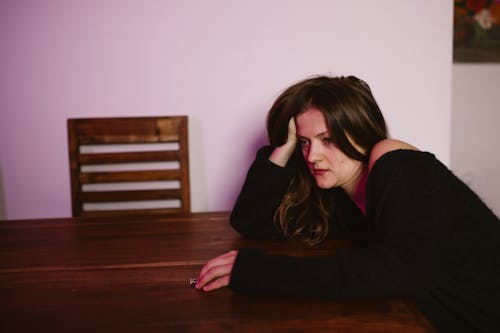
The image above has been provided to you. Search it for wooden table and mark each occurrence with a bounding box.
[0,212,436,332]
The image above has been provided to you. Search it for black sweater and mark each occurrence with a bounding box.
[228,146,500,333]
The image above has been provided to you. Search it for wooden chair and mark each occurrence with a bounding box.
[67,116,190,217]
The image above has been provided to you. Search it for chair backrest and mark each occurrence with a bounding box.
[67,116,190,217]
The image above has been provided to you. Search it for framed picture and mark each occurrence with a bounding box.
[453,0,500,62]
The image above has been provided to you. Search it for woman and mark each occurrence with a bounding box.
[196,76,500,332]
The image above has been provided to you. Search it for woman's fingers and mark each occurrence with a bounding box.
[196,250,238,291]
[202,275,231,291]
[197,264,232,291]
[269,118,298,167]
[288,116,297,137]
[198,250,237,278]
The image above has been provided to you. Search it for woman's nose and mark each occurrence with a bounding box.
[307,142,322,164]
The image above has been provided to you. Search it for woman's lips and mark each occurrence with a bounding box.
[312,168,327,176]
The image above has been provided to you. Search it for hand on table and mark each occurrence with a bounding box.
[196,250,238,291]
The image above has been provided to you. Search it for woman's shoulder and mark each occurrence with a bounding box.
[368,139,419,171]
[367,140,441,194]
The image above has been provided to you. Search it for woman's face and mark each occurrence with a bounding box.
[296,108,365,196]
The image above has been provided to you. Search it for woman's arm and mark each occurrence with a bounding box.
[227,151,445,299]
[230,119,299,239]
[229,146,296,239]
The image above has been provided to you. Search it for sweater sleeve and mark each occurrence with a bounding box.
[229,150,443,299]
[229,146,296,239]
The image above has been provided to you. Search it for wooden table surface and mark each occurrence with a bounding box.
[0,212,436,332]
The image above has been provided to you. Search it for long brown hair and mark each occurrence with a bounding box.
[267,75,388,245]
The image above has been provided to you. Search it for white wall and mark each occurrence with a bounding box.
[0,0,453,219]
[0,158,5,220]
[451,64,500,216]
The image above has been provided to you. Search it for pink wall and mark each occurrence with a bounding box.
[0,0,453,219]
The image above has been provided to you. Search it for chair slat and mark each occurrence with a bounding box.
[79,151,180,164]
[79,207,184,217]
[79,134,179,144]
[80,189,182,202]
[79,170,181,183]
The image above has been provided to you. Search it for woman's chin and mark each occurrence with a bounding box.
[315,179,334,189]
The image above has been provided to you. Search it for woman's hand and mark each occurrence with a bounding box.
[196,250,238,291]
[269,117,297,167]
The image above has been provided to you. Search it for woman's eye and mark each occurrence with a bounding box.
[299,139,309,146]
[322,137,334,144]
